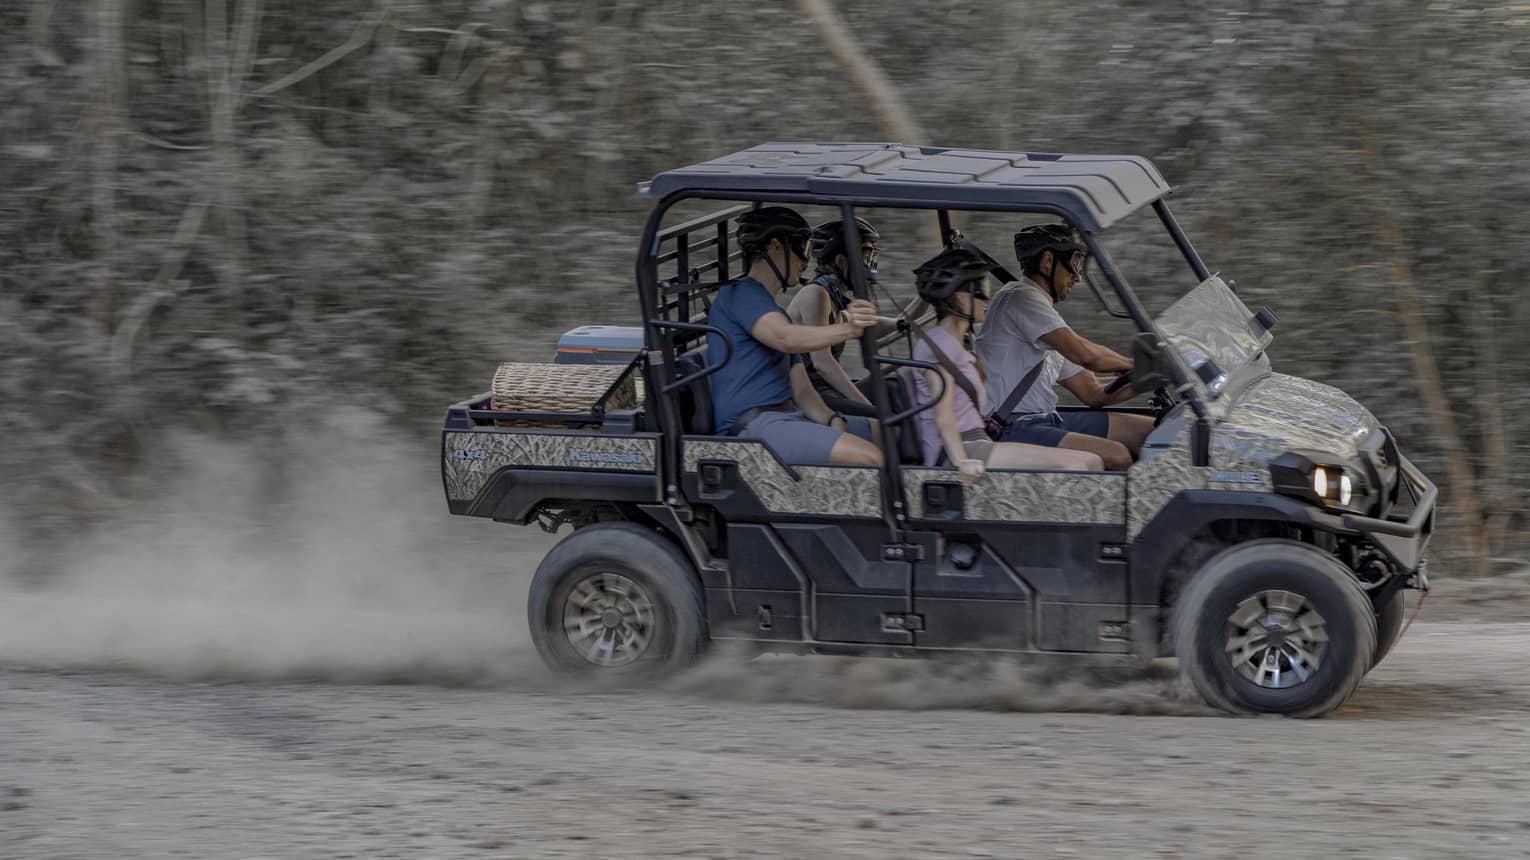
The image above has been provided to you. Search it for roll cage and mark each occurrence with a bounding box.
[632,142,1219,532]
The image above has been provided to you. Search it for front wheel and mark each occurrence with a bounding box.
[1371,589,1406,669]
[1173,540,1376,718]
[527,522,707,681]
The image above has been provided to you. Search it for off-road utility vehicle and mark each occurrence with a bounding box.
[441,143,1434,717]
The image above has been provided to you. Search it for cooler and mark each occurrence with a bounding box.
[554,325,645,365]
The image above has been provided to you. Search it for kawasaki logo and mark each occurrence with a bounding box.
[568,449,644,465]
[1210,470,1264,485]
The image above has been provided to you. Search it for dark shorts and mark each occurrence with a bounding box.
[999,410,1111,447]
[739,409,876,466]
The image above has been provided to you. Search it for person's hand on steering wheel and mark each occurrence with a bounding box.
[1102,370,1178,425]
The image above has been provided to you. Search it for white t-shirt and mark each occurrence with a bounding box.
[974,281,1086,418]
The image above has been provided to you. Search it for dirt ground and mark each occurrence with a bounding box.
[4,520,1530,860]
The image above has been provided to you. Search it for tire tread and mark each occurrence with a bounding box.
[1173,539,1376,718]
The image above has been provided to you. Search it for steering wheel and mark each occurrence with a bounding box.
[1103,371,1177,425]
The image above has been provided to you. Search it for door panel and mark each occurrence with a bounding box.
[685,438,911,646]
[904,467,1131,653]
[773,523,912,646]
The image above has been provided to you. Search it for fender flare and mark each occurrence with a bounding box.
[1130,489,1324,605]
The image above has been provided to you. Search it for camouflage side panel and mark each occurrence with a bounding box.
[1156,276,1272,380]
[443,431,656,501]
[1126,426,1212,540]
[683,440,882,518]
[902,468,1126,524]
[1127,371,1381,537]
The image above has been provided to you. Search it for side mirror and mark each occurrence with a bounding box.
[1129,333,1171,392]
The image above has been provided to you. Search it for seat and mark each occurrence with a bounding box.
[673,346,716,435]
[887,367,927,465]
[672,346,925,460]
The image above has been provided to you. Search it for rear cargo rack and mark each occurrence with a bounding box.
[447,355,644,430]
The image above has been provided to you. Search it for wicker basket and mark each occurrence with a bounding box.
[490,362,638,427]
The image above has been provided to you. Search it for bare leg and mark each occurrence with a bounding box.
[1107,412,1154,456]
[987,442,1103,472]
[1057,432,1132,471]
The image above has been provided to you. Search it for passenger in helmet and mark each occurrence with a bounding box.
[785,217,900,418]
[973,224,1153,471]
[911,249,1104,483]
[705,206,883,466]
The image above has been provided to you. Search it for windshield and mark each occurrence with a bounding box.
[1154,276,1272,401]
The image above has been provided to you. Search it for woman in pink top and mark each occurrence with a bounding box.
[911,250,1103,484]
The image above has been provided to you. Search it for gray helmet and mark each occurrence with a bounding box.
[735,206,811,261]
[913,248,991,304]
[1013,224,1087,273]
[810,216,879,266]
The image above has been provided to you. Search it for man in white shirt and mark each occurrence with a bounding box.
[974,225,1153,471]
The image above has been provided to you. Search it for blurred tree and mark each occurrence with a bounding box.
[1,0,1524,572]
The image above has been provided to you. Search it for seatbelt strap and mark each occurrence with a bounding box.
[991,357,1048,430]
[910,322,984,415]
[972,282,1051,430]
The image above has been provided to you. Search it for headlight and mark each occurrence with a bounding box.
[1311,466,1353,507]
[1273,453,1367,513]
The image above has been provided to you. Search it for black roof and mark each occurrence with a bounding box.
[638,142,1171,232]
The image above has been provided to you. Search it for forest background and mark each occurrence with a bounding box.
[3,0,1526,578]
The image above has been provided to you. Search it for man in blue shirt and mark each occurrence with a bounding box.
[706,207,881,466]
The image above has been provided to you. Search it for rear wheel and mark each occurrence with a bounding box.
[527,522,707,680]
[1174,540,1376,718]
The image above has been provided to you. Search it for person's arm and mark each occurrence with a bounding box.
[789,285,874,404]
[1059,367,1137,407]
[790,363,843,428]
[811,346,872,404]
[924,367,985,484]
[752,298,876,354]
[783,282,824,327]
[1039,326,1132,373]
[867,315,902,338]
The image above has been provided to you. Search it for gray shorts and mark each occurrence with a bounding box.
[738,409,875,466]
[936,428,994,466]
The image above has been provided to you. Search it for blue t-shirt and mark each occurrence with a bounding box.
[707,277,796,433]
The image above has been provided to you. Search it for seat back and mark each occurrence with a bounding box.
[672,346,716,435]
[887,367,927,465]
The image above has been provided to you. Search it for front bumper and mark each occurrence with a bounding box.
[1335,454,1436,574]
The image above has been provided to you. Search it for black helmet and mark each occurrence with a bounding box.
[1013,224,1087,273]
[735,206,811,261]
[810,216,879,266]
[913,248,991,304]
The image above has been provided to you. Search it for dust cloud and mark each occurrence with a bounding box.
[2,406,1205,716]
[670,648,1213,716]
[0,407,550,686]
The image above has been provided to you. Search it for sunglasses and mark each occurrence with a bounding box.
[1061,251,1088,276]
[786,229,813,262]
